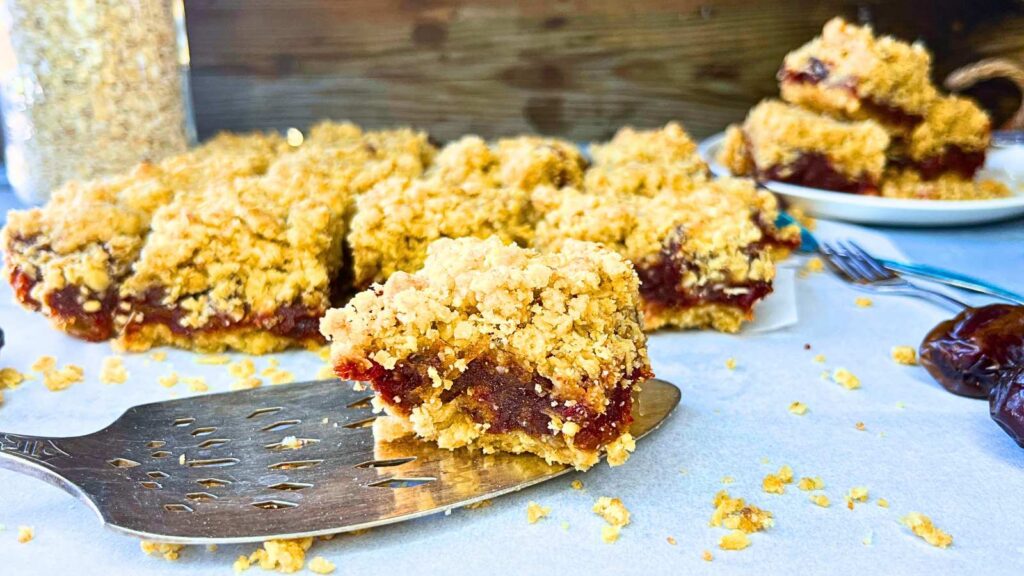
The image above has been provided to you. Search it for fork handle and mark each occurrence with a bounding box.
[891,284,970,311]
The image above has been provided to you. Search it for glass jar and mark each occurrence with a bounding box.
[0,0,195,204]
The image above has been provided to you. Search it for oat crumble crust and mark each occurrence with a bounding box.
[532,179,797,332]
[907,96,991,161]
[584,123,711,197]
[348,177,536,289]
[780,18,938,127]
[880,169,1010,201]
[731,99,890,182]
[322,236,652,470]
[430,135,585,191]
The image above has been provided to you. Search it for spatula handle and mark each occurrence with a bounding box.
[0,432,81,494]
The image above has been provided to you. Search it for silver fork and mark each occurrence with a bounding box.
[819,240,969,311]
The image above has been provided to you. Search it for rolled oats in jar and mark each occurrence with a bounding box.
[0,0,193,203]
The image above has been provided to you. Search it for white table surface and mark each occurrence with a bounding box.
[0,189,1022,575]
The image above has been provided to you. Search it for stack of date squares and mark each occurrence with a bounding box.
[719,17,1010,202]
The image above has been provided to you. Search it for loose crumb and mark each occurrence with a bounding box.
[601,525,621,543]
[877,498,890,508]
[846,486,869,508]
[666,536,677,545]
[42,364,84,391]
[560,521,570,531]
[855,421,866,431]
[307,556,336,574]
[526,501,550,524]
[721,476,735,485]
[855,296,873,308]
[718,530,750,551]
[810,494,831,507]
[812,353,826,363]
[593,497,631,527]
[100,356,129,384]
[231,377,263,391]
[207,544,218,552]
[242,538,314,573]
[31,356,56,373]
[832,368,861,390]
[901,512,953,548]
[183,376,208,393]
[711,490,774,533]
[317,347,331,361]
[141,540,184,561]
[702,550,714,562]
[159,373,179,388]
[863,530,874,546]
[762,465,793,494]
[570,479,584,491]
[228,359,256,379]
[233,555,252,572]
[149,351,167,362]
[0,367,26,388]
[725,358,737,370]
[264,368,296,385]
[315,365,336,380]
[797,476,825,491]
[804,257,824,273]
[197,354,231,365]
[788,401,808,415]
[17,526,33,543]
[891,345,918,365]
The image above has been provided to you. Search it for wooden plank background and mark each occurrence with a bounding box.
[184,0,1024,142]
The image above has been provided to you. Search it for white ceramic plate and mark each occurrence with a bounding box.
[698,131,1024,227]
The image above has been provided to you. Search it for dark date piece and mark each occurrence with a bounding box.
[919,304,1024,399]
[990,369,1024,448]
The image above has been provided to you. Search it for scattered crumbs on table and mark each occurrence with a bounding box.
[900,512,953,548]
[666,536,677,545]
[149,351,167,362]
[702,550,714,562]
[560,521,570,532]
[465,499,493,510]
[207,544,218,553]
[158,373,179,388]
[264,367,295,385]
[862,530,874,546]
[788,401,808,415]
[571,479,584,491]
[308,556,336,574]
[183,376,208,393]
[240,538,314,573]
[762,465,793,495]
[140,540,184,561]
[526,501,550,524]
[725,357,737,370]
[197,354,230,365]
[855,296,873,308]
[803,256,824,274]
[855,421,866,431]
[231,377,262,391]
[31,355,56,373]
[877,498,890,508]
[832,368,861,390]
[810,494,831,508]
[0,367,26,388]
[593,497,631,527]
[719,530,750,551]
[797,476,825,491]
[228,359,256,379]
[721,476,735,485]
[812,353,826,363]
[711,491,774,533]
[100,356,129,384]
[17,526,33,543]
[43,363,84,391]
[891,345,918,365]
[846,487,869,508]
[601,525,621,543]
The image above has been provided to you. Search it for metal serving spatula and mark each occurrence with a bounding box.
[0,378,679,544]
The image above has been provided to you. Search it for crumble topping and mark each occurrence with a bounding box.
[908,95,991,160]
[99,356,128,384]
[832,368,861,390]
[891,345,918,365]
[881,168,1010,201]
[526,502,551,524]
[140,540,184,561]
[431,135,585,191]
[900,512,953,548]
[593,497,631,527]
[788,401,808,415]
[780,18,938,122]
[584,123,710,197]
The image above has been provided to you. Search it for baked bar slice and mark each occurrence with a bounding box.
[719,100,889,195]
[430,135,586,190]
[881,169,1010,201]
[532,178,799,332]
[322,236,652,470]
[114,177,341,354]
[1,132,288,341]
[348,177,535,289]
[894,96,991,180]
[584,122,711,196]
[779,17,938,134]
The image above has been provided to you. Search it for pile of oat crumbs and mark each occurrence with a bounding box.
[593,496,631,543]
